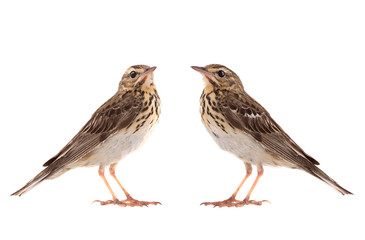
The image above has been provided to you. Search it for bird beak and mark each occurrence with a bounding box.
[191,66,216,85]
[191,66,210,76]
[137,66,156,86]
[140,66,156,80]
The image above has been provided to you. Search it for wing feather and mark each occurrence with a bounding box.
[43,91,141,168]
[219,92,319,167]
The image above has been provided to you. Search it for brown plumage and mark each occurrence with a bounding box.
[12,65,161,207]
[192,64,352,207]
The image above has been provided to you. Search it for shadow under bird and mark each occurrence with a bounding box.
[12,65,161,207]
[192,64,352,207]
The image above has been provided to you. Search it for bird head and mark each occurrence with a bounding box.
[191,64,244,90]
[119,65,156,90]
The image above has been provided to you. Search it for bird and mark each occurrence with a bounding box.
[11,65,161,207]
[192,64,352,207]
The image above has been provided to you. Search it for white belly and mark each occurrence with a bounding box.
[206,123,295,168]
[76,122,155,168]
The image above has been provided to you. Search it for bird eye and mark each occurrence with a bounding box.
[129,71,137,78]
[217,70,225,77]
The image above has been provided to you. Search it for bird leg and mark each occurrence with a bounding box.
[93,166,127,207]
[108,163,160,207]
[236,165,270,206]
[93,164,160,207]
[201,163,253,207]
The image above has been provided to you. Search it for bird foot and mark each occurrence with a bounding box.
[93,198,161,207]
[200,196,244,208]
[120,198,161,207]
[236,199,271,207]
[201,196,270,208]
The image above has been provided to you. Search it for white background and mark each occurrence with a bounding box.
[1,0,364,239]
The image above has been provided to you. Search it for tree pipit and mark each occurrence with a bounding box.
[192,64,352,207]
[12,65,161,207]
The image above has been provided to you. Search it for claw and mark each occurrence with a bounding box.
[93,199,127,206]
[92,198,161,207]
[201,196,244,208]
[241,199,271,206]
[201,197,270,208]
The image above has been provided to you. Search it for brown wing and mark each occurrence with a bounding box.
[43,91,142,168]
[218,91,319,167]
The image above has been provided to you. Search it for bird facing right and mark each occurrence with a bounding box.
[192,64,352,207]
[12,65,161,207]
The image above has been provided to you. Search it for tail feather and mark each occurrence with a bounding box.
[11,168,52,196]
[307,165,352,195]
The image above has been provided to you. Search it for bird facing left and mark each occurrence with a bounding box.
[11,65,161,207]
